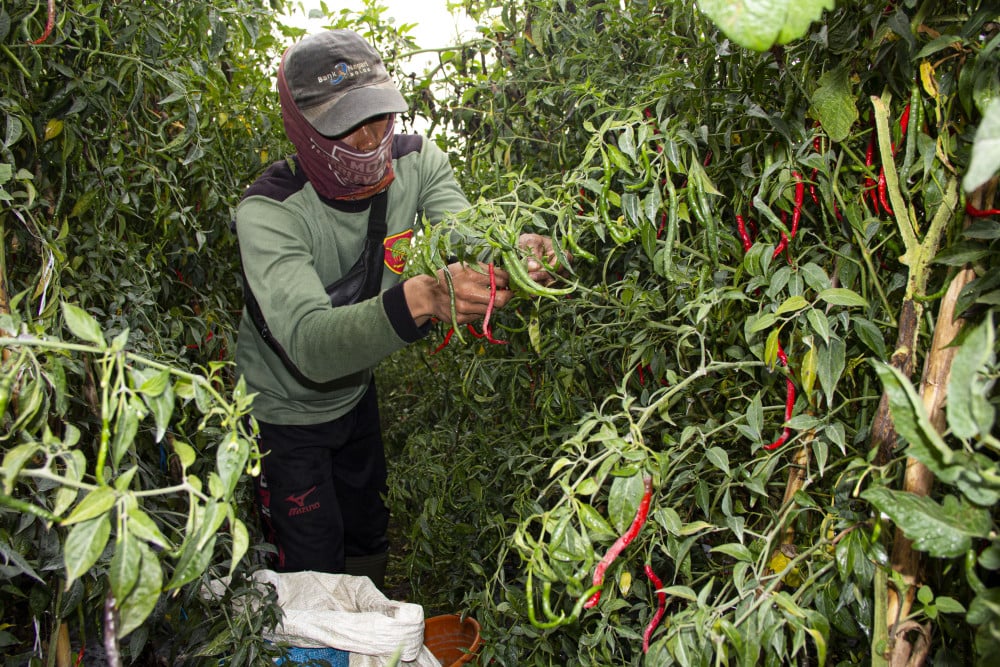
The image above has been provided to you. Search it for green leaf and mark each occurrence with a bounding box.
[126,505,168,550]
[173,440,196,470]
[110,530,142,603]
[64,515,112,585]
[216,433,249,499]
[964,98,1000,193]
[874,362,956,474]
[579,503,617,541]
[61,302,106,347]
[229,517,249,577]
[2,443,41,494]
[165,533,216,591]
[776,295,809,315]
[697,0,834,52]
[116,540,162,638]
[817,288,868,308]
[807,308,830,345]
[711,542,754,562]
[947,315,995,440]
[706,447,730,475]
[63,487,116,526]
[810,66,859,143]
[608,472,645,534]
[111,397,145,470]
[862,488,990,558]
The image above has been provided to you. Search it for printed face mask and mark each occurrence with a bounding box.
[278,62,395,200]
[319,115,394,188]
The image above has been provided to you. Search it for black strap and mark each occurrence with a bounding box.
[241,189,389,389]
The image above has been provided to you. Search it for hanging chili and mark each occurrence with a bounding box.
[763,343,796,451]
[481,263,506,345]
[736,214,753,253]
[642,565,666,654]
[430,327,455,355]
[790,171,804,238]
[583,475,654,609]
[772,210,790,260]
[877,167,893,216]
[966,202,1000,218]
[29,0,56,44]
[864,132,879,215]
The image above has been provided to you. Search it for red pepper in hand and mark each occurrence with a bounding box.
[584,475,654,609]
[643,565,666,654]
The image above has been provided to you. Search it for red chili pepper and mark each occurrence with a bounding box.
[771,211,790,261]
[29,0,56,44]
[878,167,893,216]
[809,168,820,208]
[583,475,654,609]
[430,327,455,355]
[763,343,796,451]
[643,565,666,654]
[482,263,507,345]
[966,202,1000,218]
[899,103,911,138]
[790,171,804,239]
[864,134,879,215]
[466,323,485,339]
[736,214,752,253]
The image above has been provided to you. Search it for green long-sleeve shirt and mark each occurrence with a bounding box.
[234,135,469,424]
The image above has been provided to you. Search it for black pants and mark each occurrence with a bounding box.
[253,381,388,573]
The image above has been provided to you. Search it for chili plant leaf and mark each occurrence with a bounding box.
[61,302,106,347]
[861,488,990,558]
[947,314,996,440]
[963,98,1000,193]
[117,540,163,638]
[216,432,250,499]
[64,515,111,585]
[810,65,858,143]
[697,0,834,52]
[608,472,645,534]
[873,362,956,478]
[817,288,868,308]
[63,487,116,526]
[110,529,141,604]
[165,533,216,591]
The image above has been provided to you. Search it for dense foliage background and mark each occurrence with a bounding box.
[1,0,998,665]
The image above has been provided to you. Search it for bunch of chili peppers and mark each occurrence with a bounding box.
[735,170,802,452]
[525,475,667,653]
[430,263,507,354]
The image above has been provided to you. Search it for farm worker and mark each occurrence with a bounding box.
[233,29,562,588]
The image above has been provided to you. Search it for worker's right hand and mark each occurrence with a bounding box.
[403,261,513,327]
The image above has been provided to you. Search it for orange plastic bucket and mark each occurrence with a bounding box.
[423,614,482,666]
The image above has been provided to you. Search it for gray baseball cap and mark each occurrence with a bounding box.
[280,30,408,137]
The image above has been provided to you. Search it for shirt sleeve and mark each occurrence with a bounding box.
[236,196,419,385]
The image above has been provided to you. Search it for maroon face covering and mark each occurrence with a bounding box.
[277,61,395,201]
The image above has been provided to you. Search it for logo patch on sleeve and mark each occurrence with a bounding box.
[383,229,414,274]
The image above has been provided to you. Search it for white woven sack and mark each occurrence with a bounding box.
[205,570,441,667]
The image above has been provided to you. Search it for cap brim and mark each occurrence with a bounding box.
[302,83,408,137]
